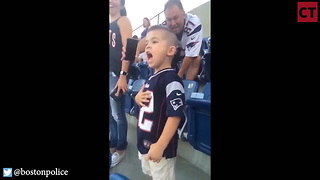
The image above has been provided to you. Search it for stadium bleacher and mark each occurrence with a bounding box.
[198,36,211,83]
[178,80,199,140]
[127,79,146,117]
[186,82,211,156]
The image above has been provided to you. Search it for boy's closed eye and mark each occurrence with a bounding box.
[146,37,160,45]
[146,41,158,45]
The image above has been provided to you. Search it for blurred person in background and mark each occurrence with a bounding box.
[133,35,139,39]
[140,17,151,39]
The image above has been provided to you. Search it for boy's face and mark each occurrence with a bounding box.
[145,30,176,71]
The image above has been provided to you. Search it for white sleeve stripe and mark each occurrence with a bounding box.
[166,81,185,97]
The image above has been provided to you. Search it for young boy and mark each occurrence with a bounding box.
[134,25,185,180]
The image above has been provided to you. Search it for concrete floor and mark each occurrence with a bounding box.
[109,118,211,180]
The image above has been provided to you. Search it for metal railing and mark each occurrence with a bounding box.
[132,11,165,38]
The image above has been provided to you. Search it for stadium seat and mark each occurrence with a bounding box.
[124,79,135,114]
[137,62,149,79]
[197,37,211,83]
[207,37,211,53]
[128,64,140,80]
[182,80,199,100]
[197,56,206,82]
[186,82,211,156]
[201,37,210,55]
[202,82,211,100]
[110,173,129,180]
[178,80,199,140]
[203,52,211,82]
[129,79,146,98]
[128,79,146,116]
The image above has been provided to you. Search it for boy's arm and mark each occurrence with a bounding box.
[145,116,181,162]
[155,116,181,149]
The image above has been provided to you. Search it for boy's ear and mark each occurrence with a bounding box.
[167,46,176,56]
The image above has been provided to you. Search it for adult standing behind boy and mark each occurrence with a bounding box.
[109,0,132,168]
[134,0,203,80]
[123,25,185,180]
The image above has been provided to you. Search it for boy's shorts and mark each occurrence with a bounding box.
[138,152,176,180]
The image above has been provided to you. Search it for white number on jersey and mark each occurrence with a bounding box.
[138,91,154,132]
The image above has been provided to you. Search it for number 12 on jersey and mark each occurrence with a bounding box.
[138,91,154,132]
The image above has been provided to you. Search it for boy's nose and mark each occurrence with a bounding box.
[145,45,150,51]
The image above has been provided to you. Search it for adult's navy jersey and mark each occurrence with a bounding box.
[109,17,123,76]
[137,68,185,159]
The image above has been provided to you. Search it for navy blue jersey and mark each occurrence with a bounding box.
[137,68,185,158]
[140,28,148,39]
[109,17,123,76]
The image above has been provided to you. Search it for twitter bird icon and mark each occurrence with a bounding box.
[3,168,12,177]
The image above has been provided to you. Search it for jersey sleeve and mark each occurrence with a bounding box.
[184,16,203,57]
[165,78,185,117]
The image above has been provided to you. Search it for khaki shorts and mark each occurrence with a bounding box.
[138,152,176,180]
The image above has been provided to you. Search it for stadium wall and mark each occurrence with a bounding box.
[188,1,211,38]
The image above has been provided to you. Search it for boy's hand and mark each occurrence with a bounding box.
[135,84,151,107]
[145,143,165,163]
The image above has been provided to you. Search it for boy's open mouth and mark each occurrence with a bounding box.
[146,51,153,60]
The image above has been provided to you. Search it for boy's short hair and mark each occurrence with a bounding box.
[147,25,177,46]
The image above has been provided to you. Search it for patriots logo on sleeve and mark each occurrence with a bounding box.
[186,41,199,51]
[170,98,183,111]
